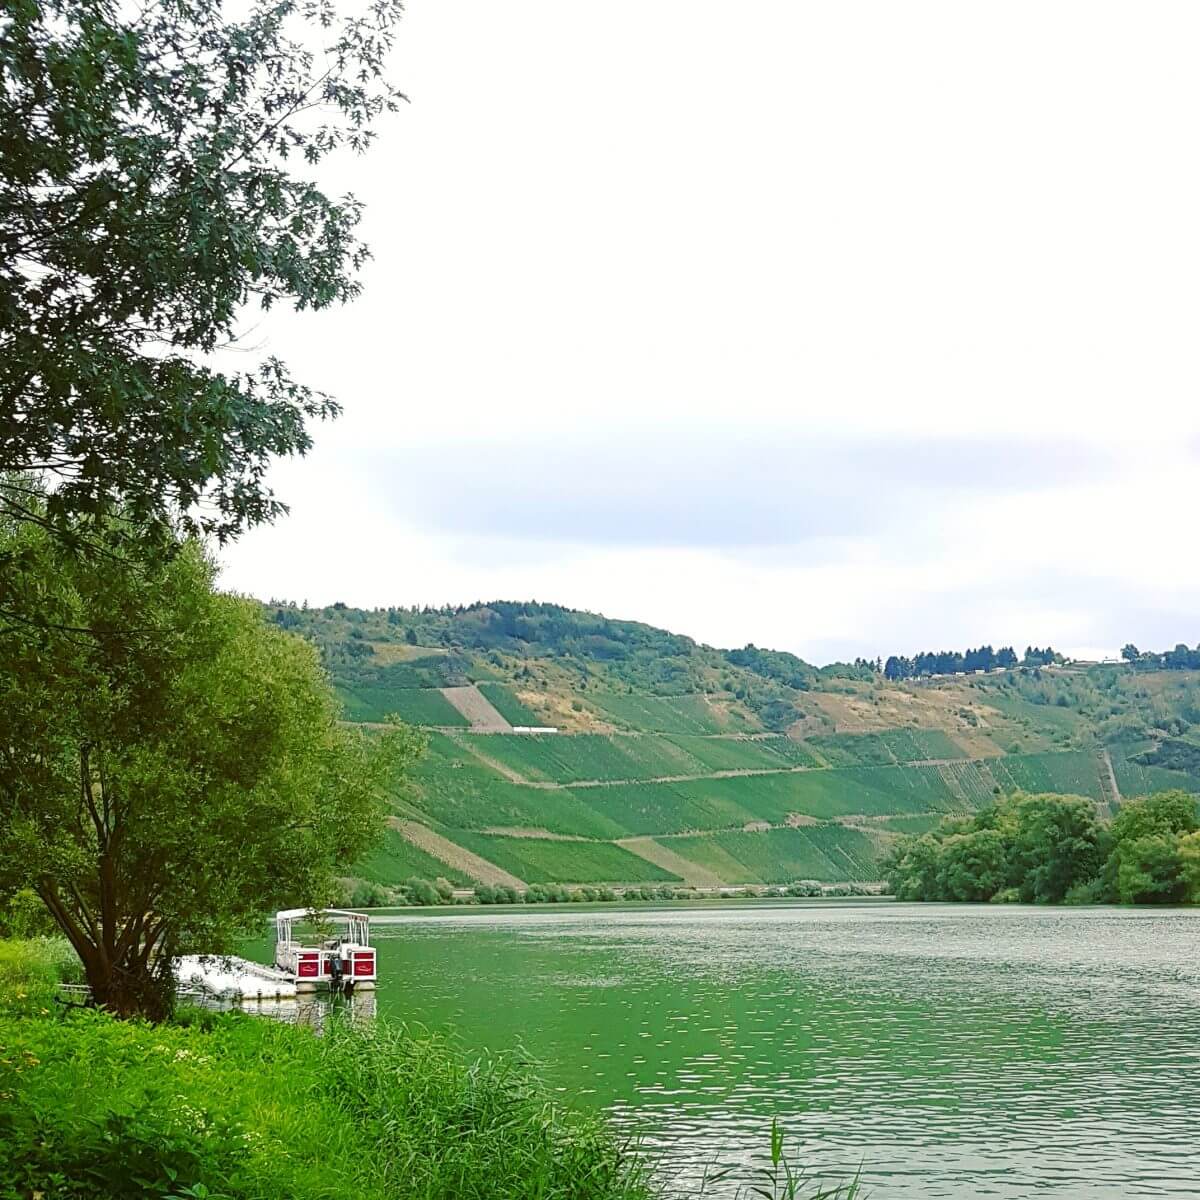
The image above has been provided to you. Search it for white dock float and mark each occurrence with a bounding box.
[175,955,298,1000]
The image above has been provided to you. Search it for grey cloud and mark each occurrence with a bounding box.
[363,432,1112,551]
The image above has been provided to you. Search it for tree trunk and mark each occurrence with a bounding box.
[38,882,175,1021]
[79,944,175,1021]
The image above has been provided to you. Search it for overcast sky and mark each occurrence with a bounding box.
[219,0,1200,665]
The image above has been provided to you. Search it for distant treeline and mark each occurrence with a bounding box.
[883,645,1059,680]
[1122,643,1200,670]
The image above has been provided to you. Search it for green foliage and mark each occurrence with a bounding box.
[0,1009,652,1200]
[985,753,1105,800]
[0,520,422,1017]
[1131,737,1200,775]
[395,734,627,839]
[250,601,1200,891]
[456,733,682,784]
[724,645,815,691]
[339,878,395,908]
[885,793,1103,903]
[0,937,80,1015]
[660,736,822,772]
[0,888,56,939]
[0,0,403,547]
[1110,789,1198,842]
[1111,755,1196,799]
[456,732,776,785]
[268,603,831,732]
[401,877,442,906]
[1102,790,1200,903]
[1113,835,1187,904]
[474,883,523,905]
[888,789,1200,906]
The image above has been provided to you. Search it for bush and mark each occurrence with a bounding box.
[0,889,57,939]
[402,877,442,906]
[787,880,823,897]
[0,940,61,1015]
[340,877,394,908]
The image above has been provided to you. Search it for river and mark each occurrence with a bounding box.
[300,902,1200,1197]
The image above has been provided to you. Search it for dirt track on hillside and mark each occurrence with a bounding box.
[390,818,525,888]
[617,837,725,886]
[439,685,512,732]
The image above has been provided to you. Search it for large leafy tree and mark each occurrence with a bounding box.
[0,0,403,547]
[0,511,422,1018]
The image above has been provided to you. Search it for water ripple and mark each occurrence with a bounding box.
[368,903,1200,1198]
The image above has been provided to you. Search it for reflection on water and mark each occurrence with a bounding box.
[347,903,1200,1199]
[201,988,376,1028]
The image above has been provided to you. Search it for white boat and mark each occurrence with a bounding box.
[273,908,377,993]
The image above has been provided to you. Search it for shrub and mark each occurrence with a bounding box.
[787,881,823,897]
[341,878,394,908]
[0,889,57,939]
[0,940,63,1015]
[402,877,441,906]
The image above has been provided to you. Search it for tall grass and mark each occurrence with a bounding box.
[0,942,867,1200]
[0,965,655,1200]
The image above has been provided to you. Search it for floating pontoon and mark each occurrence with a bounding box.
[174,955,296,1000]
[273,908,377,992]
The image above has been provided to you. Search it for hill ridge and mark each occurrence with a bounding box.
[266,600,1200,889]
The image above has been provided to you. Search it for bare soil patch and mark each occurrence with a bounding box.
[481,827,586,840]
[390,818,525,888]
[440,685,512,732]
[617,837,724,886]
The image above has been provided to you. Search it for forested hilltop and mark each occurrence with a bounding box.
[267,600,1200,897]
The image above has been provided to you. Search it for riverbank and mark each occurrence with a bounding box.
[0,939,860,1200]
[354,879,885,910]
[0,938,654,1200]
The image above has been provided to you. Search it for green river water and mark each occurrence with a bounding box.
[272,902,1200,1197]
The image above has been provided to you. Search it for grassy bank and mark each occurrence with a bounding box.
[0,939,651,1200]
[0,939,863,1200]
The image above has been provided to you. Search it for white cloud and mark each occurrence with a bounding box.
[220,0,1200,662]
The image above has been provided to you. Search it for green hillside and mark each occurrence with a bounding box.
[267,601,1200,891]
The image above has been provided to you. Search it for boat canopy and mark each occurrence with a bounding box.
[275,908,371,948]
[274,908,369,922]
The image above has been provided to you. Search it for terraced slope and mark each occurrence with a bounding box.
[264,600,1200,888]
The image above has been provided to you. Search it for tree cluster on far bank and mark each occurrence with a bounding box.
[884,791,1200,905]
[883,645,1047,680]
[1122,643,1200,671]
